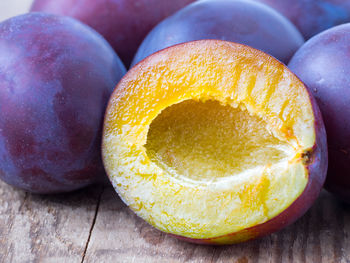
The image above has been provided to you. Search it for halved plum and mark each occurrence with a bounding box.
[103,40,327,244]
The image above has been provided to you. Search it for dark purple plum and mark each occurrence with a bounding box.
[251,0,350,39]
[0,13,126,193]
[131,0,304,66]
[289,24,350,203]
[30,0,197,67]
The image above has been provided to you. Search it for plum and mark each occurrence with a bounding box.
[131,0,304,66]
[251,0,350,39]
[289,24,350,202]
[30,0,197,67]
[0,13,126,193]
[103,40,327,244]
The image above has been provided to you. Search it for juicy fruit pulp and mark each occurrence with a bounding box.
[103,40,326,244]
[146,100,294,182]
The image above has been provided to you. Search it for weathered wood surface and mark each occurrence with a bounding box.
[75,187,350,263]
[1,180,350,263]
[1,1,350,263]
[0,180,103,263]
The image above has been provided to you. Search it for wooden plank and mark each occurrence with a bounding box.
[0,180,103,263]
[83,188,350,263]
[0,181,27,262]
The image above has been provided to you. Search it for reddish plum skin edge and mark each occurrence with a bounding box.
[131,0,304,66]
[0,13,126,193]
[30,0,197,67]
[289,24,350,203]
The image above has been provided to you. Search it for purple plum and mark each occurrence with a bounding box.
[132,0,304,66]
[0,13,126,193]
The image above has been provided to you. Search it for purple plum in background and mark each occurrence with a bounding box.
[30,0,197,67]
[251,0,350,39]
[289,24,350,203]
[0,13,126,193]
[131,0,304,66]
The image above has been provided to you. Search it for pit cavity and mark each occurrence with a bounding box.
[145,100,294,182]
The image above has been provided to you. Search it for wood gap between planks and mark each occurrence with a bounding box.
[81,186,104,263]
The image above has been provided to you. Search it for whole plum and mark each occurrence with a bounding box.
[132,0,304,66]
[0,13,126,193]
[30,0,197,67]
[251,0,350,39]
[289,24,350,202]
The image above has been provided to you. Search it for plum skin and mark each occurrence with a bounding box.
[289,24,350,202]
[30,0,196,67]
[131,0,304,66]
[251,0,350,40]
[0,13,126,193]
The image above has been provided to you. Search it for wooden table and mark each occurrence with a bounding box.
[1,180,350,263]
[0,1,350,263]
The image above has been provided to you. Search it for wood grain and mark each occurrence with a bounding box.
[82,187,350,263]
[2,180,350,262]
[0,181,103,263]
